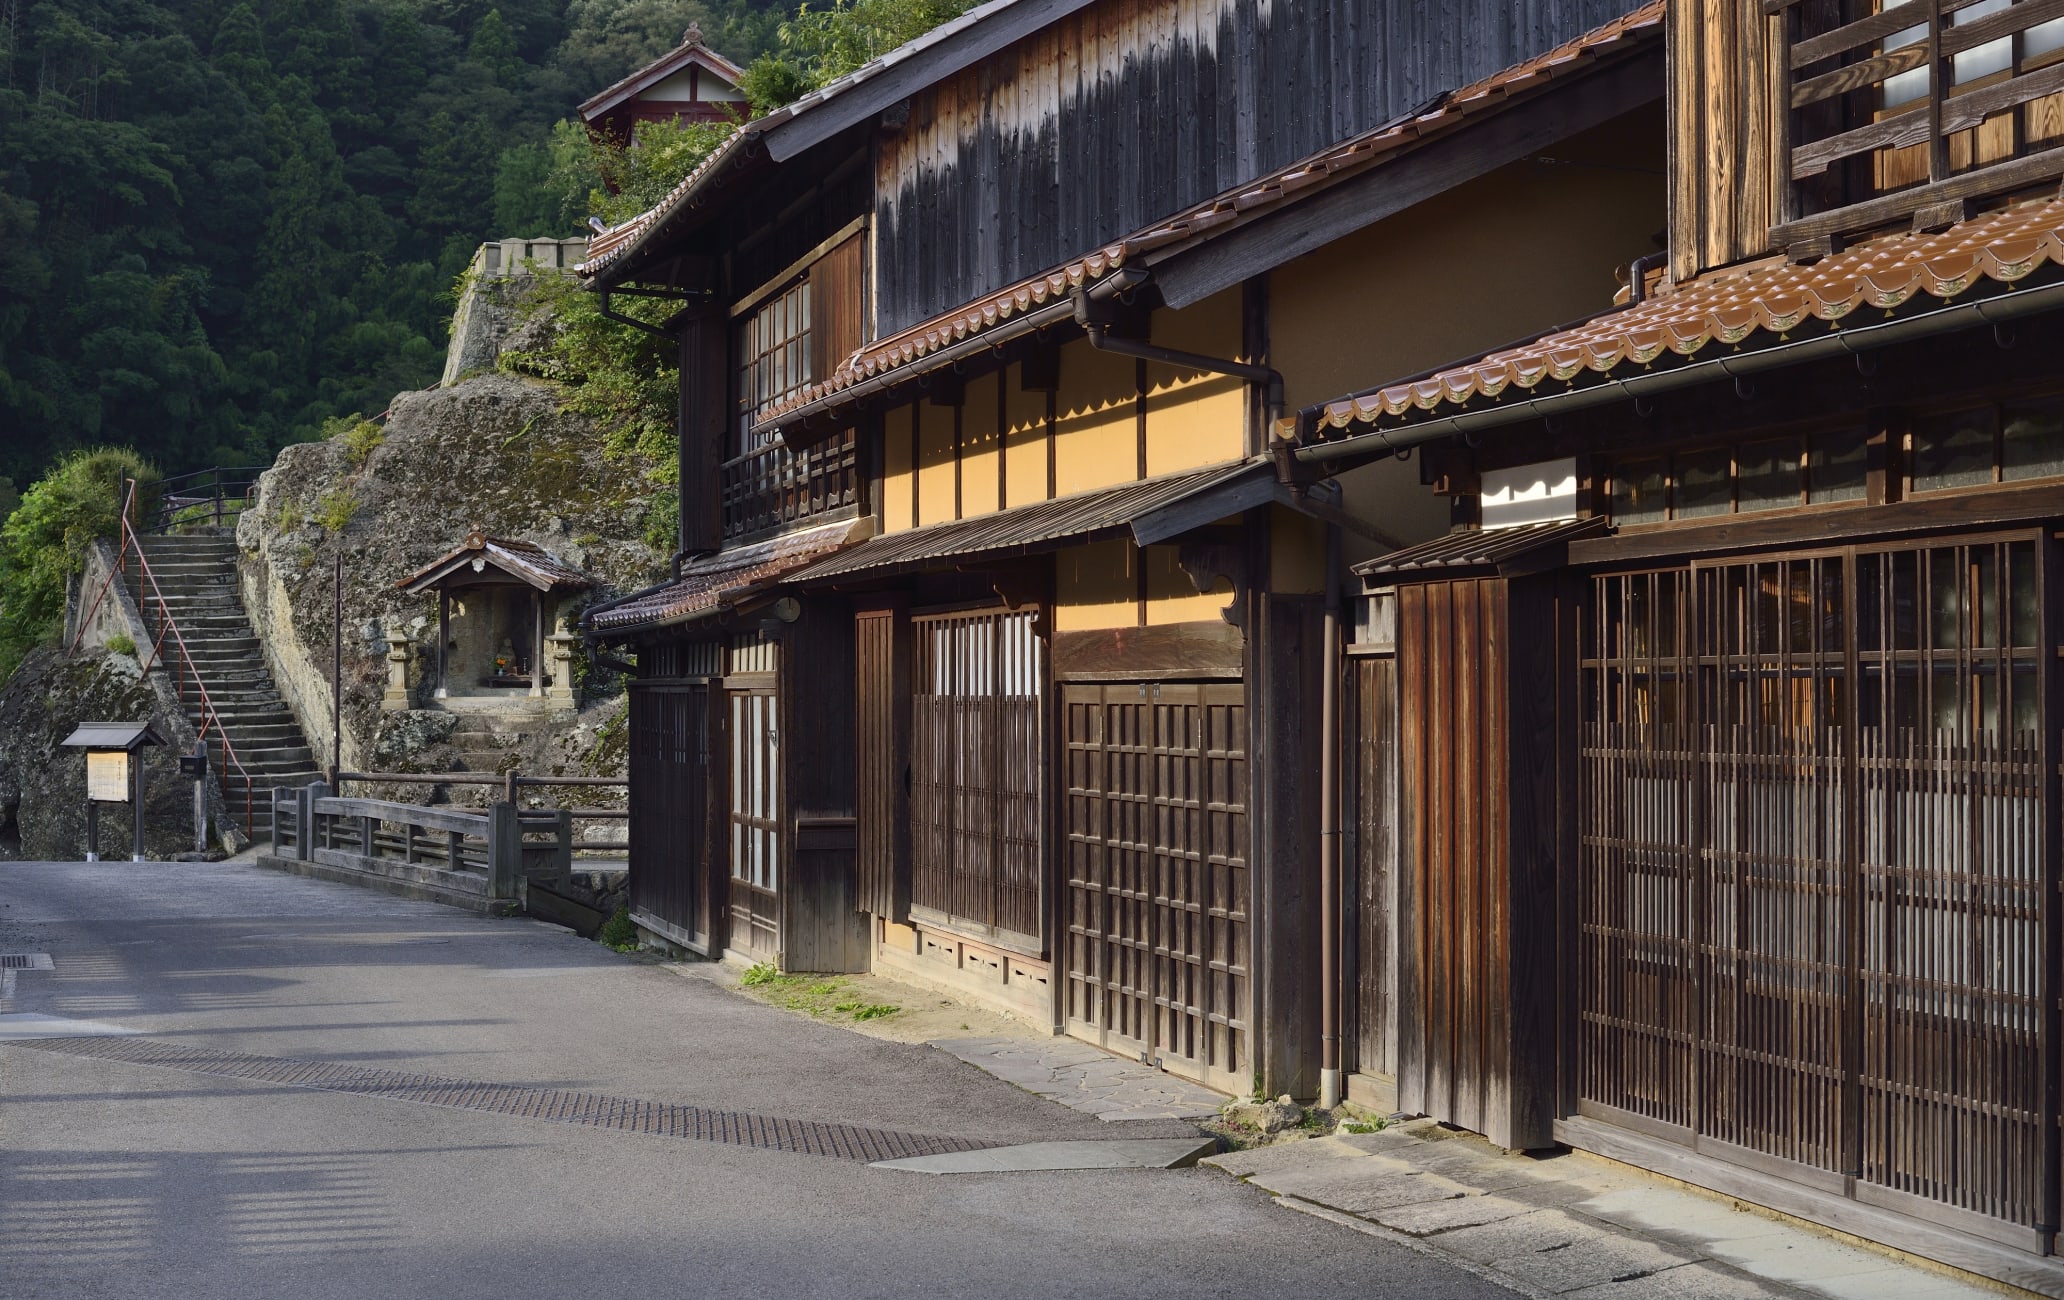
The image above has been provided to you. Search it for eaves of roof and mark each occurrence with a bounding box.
[1302,192,2064,440]
[396,535,593,594]
[577,0,1103,287]
[1355,517,1606,579]
[578,41,749,120]
[790,460,1273,584]
[751,0,1666,433]
[584,517,869,635]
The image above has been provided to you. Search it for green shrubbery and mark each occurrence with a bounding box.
[0,449,162,681]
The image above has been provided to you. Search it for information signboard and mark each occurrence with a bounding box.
[86,751,130,802]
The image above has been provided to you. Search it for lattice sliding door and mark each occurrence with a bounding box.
[1578,534,2058,1238]
[910,609,1043,945]
[1064,681,1249,1094]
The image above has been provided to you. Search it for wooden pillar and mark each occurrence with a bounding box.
[437,590,450,699]
[530,588,545,697]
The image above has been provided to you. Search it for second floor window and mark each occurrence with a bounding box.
[736,278,813,455]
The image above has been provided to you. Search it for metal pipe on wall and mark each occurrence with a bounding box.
[1319,521,1344,1111]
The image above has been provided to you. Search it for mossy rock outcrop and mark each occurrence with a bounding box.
[236,370,665,795]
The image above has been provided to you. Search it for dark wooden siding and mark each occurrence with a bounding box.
[1667,0,1783,279]
[1395,575,1565,1150]
[875,0,1641,332]
[811,232,867,383]
[678,307,728,556]
[627,682,714,949]
[854,603,912,919]
[1351,655,1397,1084]
[779,599,870,973]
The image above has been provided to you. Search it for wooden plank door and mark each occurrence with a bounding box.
[627,682,712,950]
[1063,681,1250,1095]
[727,686,781,962]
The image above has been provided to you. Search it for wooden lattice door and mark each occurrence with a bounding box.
[910,609,1043,945]
[627,683,712,949]
[1063,681,1250,1094]
[1579,535,2058,1238]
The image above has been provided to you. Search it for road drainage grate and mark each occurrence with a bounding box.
[0,954,55,970]
[16,1036,993,1163]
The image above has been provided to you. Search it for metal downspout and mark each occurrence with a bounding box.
[1319,524,1344,1111]
[1080,318,1286,426]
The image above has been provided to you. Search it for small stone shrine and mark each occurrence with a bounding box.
[391,533,591,713]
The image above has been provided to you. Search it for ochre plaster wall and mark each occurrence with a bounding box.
[1053,539,1236,632]
[1269,112,1666,555]
[880,287,1252,536]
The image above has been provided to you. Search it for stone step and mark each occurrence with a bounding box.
[205,723,306,744]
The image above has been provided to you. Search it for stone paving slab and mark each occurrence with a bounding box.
[929,1037,1227,1121]
[871,1137,1218,1174]
[1202,1121,2001,1300]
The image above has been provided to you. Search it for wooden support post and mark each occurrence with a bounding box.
[403,822,418,864]
[530,589,545,697]
[270,787,284,853]
[361,814,377,856]
[487,802,522,900]
[130,746,145,863]
[551,808,572,878]
[437,590,450,699]
[447,829,463,869]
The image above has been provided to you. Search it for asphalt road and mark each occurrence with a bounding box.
[0,859,1509,1300]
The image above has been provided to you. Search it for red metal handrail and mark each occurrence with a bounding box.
[68,479,140,656]
[115,484,258,835]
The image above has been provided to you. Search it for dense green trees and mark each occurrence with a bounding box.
[0,0,784,487]
[0,0,969,494]
[0,447,159,679]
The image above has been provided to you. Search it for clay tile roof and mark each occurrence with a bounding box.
[577,31,748,120]
[750,0,1665,430]
[1310,193,2064,436]
[396,533,593,594]
[584,518,867,634]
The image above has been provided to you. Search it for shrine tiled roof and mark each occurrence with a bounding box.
[396,534,593,594]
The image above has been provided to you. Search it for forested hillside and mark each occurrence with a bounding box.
[0,0,790,485]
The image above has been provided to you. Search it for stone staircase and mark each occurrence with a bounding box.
[131,533,324,807]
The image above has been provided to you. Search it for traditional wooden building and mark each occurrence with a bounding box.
[581,0,1667,1100]
[579,24,749,143]
[1286,0,2064,1288]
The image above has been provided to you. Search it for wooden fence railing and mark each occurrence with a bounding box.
[270,782,574,900]
[334,769,627,854]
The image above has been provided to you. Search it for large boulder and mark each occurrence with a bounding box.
[0,646,199,861]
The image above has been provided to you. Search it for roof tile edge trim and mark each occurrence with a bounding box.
[1315,195,2064,434]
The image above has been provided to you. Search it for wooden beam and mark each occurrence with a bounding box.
[1148,53,1663,311]
[1569,482,2064,564]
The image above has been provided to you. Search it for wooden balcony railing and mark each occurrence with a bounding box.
[719,429,859,542]
[1774,0,2064,249]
